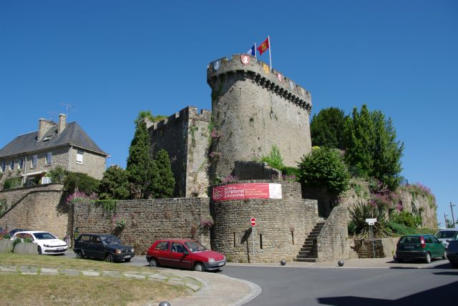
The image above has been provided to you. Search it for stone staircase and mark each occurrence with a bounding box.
[295,221,325,262]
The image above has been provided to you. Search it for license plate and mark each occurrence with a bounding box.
[124,255,131,259]
[404,246,413,249]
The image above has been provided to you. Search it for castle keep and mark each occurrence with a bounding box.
[148,54,313,196]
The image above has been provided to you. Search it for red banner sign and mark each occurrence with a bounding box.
[212,183,282,202]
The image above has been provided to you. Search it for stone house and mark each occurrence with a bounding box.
[0,114,107,189]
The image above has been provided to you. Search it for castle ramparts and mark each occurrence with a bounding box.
[207,54,312,112]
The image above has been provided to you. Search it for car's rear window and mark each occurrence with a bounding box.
[399,236,421,244]
[436,231,458,239]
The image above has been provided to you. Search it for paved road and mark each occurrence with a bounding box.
[65,251,458,305]
[222,261,458,306]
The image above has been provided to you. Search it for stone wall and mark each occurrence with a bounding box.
[352,237,399,258]
[73,197,211,254]
[316,205,348,261]
[0,184,68,238]
[207,54,312,181]
[319,179,437,229]
[148,107,211,197]
[211,180,319,263]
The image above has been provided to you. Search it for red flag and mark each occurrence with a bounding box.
[257,38,269,55]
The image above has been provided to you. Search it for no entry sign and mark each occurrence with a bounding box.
[250,217,256,227]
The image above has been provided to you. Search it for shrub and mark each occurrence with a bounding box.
[3,177,22,190]
[349,202,390,238]
[298,147,350,195]
[390,211,421,228]
[261,145,284,170]
[48,166,67,184]
[64,172,100,195]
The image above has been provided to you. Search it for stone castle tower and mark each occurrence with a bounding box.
[148,54,313,196]
[207,54,312,181]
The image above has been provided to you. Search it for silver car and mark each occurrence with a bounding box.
[436,229,458,248]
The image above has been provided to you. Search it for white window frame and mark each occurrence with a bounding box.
[76,150,84,164]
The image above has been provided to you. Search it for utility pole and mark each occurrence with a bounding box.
[444,213,449,228]
[450,202,456,226]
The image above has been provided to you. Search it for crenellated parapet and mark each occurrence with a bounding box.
[207,54,312,112]
[147,106,211,131]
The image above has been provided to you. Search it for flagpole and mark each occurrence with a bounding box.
[254,42,257,59]
[268,35,272,70]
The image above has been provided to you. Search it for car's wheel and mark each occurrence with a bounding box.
[425,252,432,264]
[194,263,204,272]
[105,254,114,263]
[451,262,458,268]
[148,258,157,267]
[37,246,42,255]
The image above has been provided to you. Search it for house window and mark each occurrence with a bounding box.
[31,155,38,169]
[10,160,14,170]
[19,158,24,170]
[0,161,5,172]
[46,152,52,165]
[76,150,84,164]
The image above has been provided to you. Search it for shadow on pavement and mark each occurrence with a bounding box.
[317,281,458,305]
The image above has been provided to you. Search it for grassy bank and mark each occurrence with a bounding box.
[0,253,194,305]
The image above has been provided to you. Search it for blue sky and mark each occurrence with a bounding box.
[1,1,457,225]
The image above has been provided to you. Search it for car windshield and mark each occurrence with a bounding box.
[101,235,121,245]
[33,232,56,240]
[185,241,207,252]
[436,231,457,239]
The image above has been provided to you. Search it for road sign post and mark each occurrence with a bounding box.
[366,218,377,257]
[250,217,256,257]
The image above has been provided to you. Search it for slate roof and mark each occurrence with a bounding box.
[0,122,108,158]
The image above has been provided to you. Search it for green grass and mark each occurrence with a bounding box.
[0,253,193,305]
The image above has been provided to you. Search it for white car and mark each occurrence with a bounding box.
[436,229,458,248]
[11,231,68,255]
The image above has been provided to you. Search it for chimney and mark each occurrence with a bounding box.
[38,118,47,140]
[58,113,66,134]
[37,118,55,141]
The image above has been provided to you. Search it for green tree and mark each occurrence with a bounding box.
[310,107,346,149]
[298,147,350,195]
[151,149,175,198]
[126,117,156,199]
[98,165,130,200]
[343,105,403,190]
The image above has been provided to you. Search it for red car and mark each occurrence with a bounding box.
[146,239,226,272]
